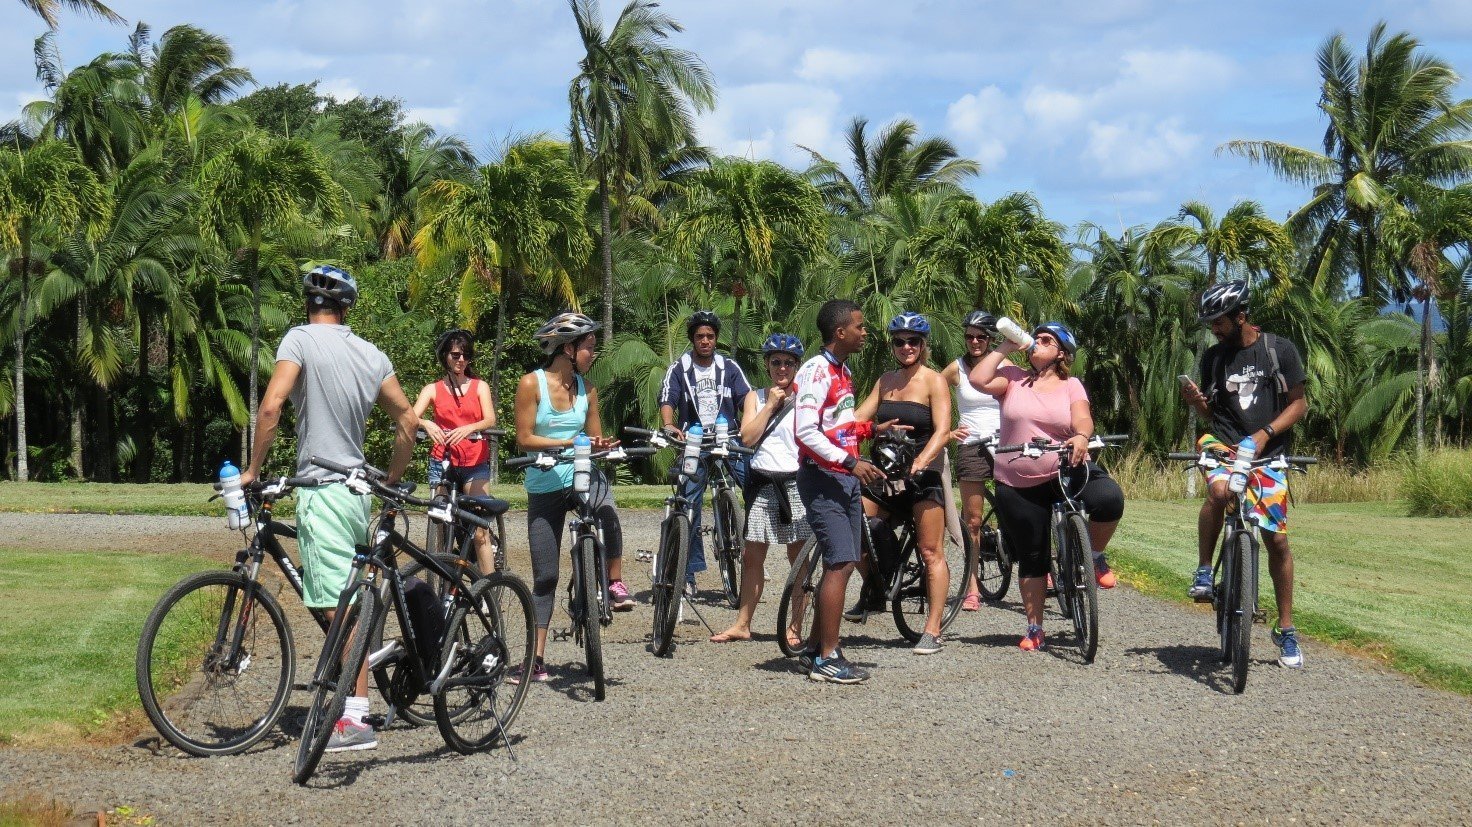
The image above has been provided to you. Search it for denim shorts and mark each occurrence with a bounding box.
[796,462,863,566]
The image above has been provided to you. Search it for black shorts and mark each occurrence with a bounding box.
[864,468,945,514]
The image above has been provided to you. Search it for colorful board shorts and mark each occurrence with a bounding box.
[1199,434,1289,534]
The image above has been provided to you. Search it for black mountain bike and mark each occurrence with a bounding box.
[292,458,534,785]
[503,445,654,700]
[968,436,1012,602]
[1167,448,1315,693]
[422,427,508,573]
[993,435,1128,664]
[136,475,330,756]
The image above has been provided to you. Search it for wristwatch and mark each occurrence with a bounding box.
[1263,424,1277,439]
[842,455,859,472]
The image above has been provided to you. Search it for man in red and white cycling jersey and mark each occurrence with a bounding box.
[793,299,890,684]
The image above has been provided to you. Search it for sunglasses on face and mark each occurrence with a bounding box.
[891,336,924,349]
[447,352,468,361]
[1033,335,1057,348]
[768,358,798,369]
[964,333,991,342]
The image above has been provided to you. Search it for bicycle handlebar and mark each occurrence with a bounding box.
[502,445,656,471]
[995,434,1129,454]
[1167,450,1318,468]
[415,427,505,442]
[621,425,755,456]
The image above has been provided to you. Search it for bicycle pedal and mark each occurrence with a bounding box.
[552,627,572,642]
[1192,595,1214,604]
[636,550,653,562]
[361,714,388,730]
[1252,610,1267,623]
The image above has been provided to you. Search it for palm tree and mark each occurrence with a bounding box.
[803,117,979,216]
[23,33,147,176]
[568,0,716,339]
[130,24,255,123]
[197,130,346,459]
[17,0,123,29]
[0,139,109,480]
[374,122,475,261]
[1151,200,1290,287]
[415,137,593,478]
[1223,22,1472,301]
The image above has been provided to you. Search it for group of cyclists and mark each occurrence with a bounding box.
[242,262,1308,747]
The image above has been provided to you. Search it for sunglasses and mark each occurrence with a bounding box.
[768,358,799,369]
[446,352,468,361]
[964,333,991,342]
[891,336,924,349]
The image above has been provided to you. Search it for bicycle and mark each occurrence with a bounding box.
[136,475,329,757]
[776,433,975,655]
[624,426,753,656]
[292,458,534,784]
[421,427,508,573]
[992,434,1128,664]
[1167,447,1316,693]
[966,434,1012,602]
[503,444,654,700]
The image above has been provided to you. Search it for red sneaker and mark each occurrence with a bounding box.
[1018,625,1045,651]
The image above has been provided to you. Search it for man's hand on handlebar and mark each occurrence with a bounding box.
[660,425,683,442]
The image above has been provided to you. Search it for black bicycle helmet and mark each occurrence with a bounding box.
[303,264,358,308]
[435,328,476,365]
[870,435,917,479]
[1199,279,1249,323]
[963,310,998,335]
[686,310,721,338]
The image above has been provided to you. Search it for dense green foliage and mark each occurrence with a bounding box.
[3,12,1472,484]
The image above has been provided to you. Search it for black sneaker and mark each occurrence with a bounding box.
[808,653,870,684]
[797,647,818,673]
[842,592,886,622]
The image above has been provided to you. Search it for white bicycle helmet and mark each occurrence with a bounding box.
[1199,280,1249,322]
[534,311,601,355]
[303,264,358,308]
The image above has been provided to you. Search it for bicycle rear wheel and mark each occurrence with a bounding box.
[651,513,690,657]
[577,536,607,701]
[1064,514,1099,663]
[776,537,822,657]
[975,506,1012,602]
[293,584,374,784]
[136,570,294,756]
[371,554,478,727]
[890,538,927,643]
[713,487,744,608]
[435,573,535,753]
[1228,532,1255,693]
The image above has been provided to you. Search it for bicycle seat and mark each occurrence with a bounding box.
[459,495,510,518]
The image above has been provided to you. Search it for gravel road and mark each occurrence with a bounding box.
[3,511,1470,825]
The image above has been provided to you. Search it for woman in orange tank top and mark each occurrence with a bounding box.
[414,329,498,571]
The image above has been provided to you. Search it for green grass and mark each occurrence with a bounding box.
[1111,500,1472,695]
[0,549,207,741]
[1403,449,1472,517]
[0,481,675,517]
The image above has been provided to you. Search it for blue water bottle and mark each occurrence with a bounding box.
[1229,436,1256,494]
[219,460,248,529]
[682,424,704,477]
[572,432,593,494]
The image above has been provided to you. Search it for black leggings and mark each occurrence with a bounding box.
[994,466,1124,579]
[526,483,622,629]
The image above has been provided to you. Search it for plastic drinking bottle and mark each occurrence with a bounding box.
[573,432,592,494]
[995,317,1034,349]
[1229,436,1256,494]
[219,460,248,530]
[682,424,704,477]
[715,414,729,448]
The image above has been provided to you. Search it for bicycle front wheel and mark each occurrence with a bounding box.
[293,584,374,785]
[577,536,606,701]
[136,570,294,757]
[1063,514,1099,663]
[714,487,744,608]
[1228,532,1255,693]
[975,507,1012,602]
[435,573,535,753]
[651,513,690,657]
[776,537,822,657]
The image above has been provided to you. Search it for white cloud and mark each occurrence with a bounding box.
[1084,118,1201,178]
[317,77,361,102]
[795,47,889,83]
[696,83,843,166]
[946,85,1022,169]
[406,105,462,129]
[1023,87,1090,130]
[1113,48,1237,100]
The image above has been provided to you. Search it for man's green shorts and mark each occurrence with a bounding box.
[297,482,371,609]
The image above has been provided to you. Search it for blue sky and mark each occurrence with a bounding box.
[5,0,1472,233]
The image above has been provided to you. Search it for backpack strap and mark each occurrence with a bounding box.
[1262,332,1287,395]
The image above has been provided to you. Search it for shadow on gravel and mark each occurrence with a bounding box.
[951,632,1020,649]
[542,665,624,702]
[1126,644,1238,693]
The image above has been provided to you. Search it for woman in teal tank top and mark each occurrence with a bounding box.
[512,312,631,682]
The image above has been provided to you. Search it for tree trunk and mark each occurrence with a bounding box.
[246,246,260,465]
[489,276,510,486]
[134,306,154,481]
[71,300,85,480]
[14,230,31,482]
[1416,293,1431,456]
[599,173,614,340]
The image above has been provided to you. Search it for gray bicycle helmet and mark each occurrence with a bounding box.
[963,310,998,335]
[534,311,601,355]
[1199,279,1249,322]
[303,264,358,308]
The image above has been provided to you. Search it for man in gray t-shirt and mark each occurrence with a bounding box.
[241,265,417,753]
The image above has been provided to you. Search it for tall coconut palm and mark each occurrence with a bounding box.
[803,117,980,216]
[1151,199,1290,287]
[131,24,254,122]
[568,0,716,339]
[23,33,147,176]
[17,0,123,29]
[415,137,593,466]
[197,129,346,458]
[1223,22,1472,301]
[374,122,475,260]
[0,139,109,480]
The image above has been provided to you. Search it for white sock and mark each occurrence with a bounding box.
[344,696,369,724]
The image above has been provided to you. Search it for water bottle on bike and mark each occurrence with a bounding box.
[572,432,593,494]
[715,414,729,452]
[1229,436,1256,494]
[682,423,703,477]
[219,460,248,530]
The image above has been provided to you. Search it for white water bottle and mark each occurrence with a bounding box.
[572,432,592,494]
[682,423,704,477]
[995,316,1034,349]
[219,460,248,530]
[715,414,730,449]
[1229,436,1256,494]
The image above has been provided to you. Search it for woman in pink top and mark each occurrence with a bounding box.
[968,321,1124,651]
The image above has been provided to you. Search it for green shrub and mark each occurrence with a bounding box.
[1404,449,1472,517]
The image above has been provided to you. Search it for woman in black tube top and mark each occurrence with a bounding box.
[851,311,954,656]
